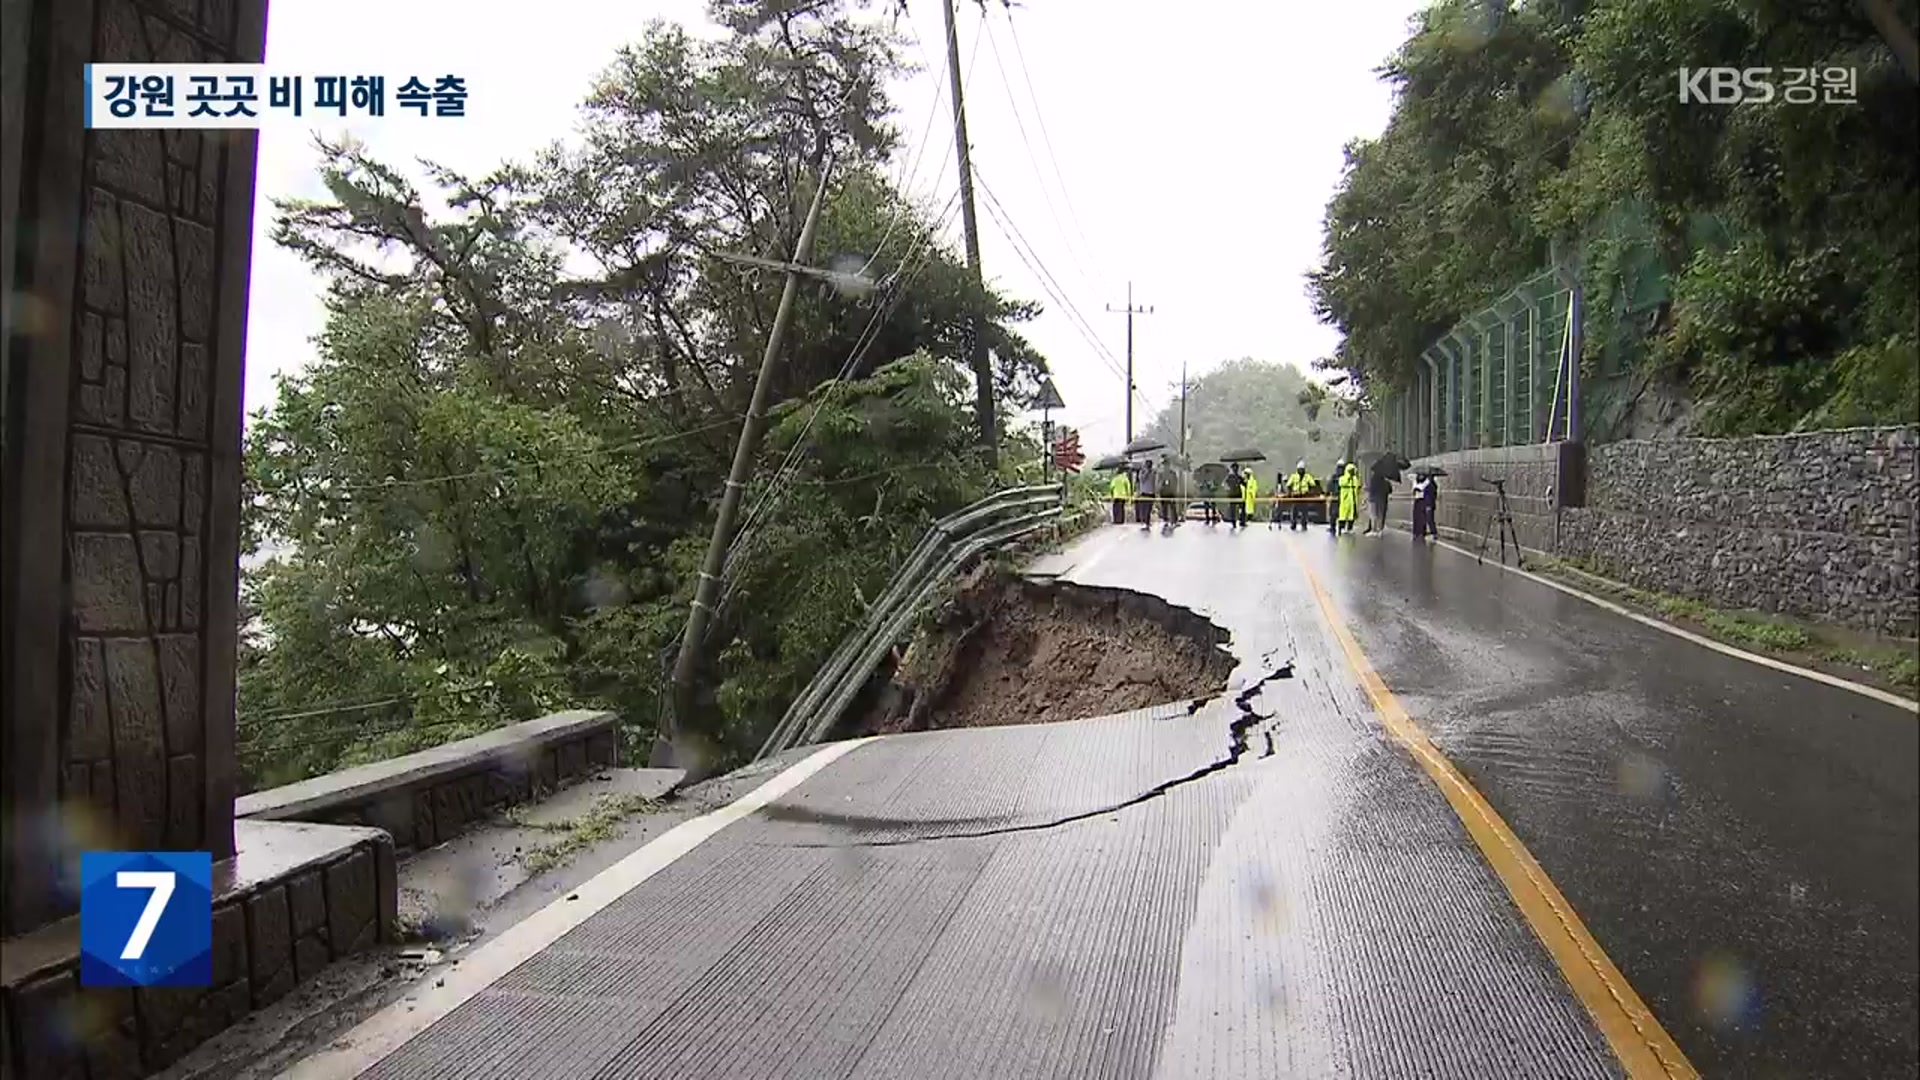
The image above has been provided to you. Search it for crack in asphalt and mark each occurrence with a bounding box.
[774,663,1296,849]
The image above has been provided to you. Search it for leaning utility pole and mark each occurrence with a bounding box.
[1107,282,1153,442]
[661,163,833,771]
[941,0,996,468]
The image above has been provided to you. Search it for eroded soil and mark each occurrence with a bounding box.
[854,567,1234,735]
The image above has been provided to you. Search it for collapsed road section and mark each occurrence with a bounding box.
[850,567,1238,737]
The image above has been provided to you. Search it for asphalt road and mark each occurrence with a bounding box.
[286,521,1915,1080]
[1289,526,1918,1079]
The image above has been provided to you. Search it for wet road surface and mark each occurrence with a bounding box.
[286,522,1643,1080]
[284,520,1918,1080]
[1292,528,1918,1080]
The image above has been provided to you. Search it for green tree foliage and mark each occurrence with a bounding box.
[1138,360,1349,480]
[1310,0,1918,435]
[238,0,1050,790]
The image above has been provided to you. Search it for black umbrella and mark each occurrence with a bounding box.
[1368,452,1411,483]
[1193,462,1229,486]
[1092,454,1128,472]
[1413,465,1449,479]
[1219,448,1267,463]
[1123,436,1168,456]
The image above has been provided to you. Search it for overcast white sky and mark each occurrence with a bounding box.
[246,0,1424,456]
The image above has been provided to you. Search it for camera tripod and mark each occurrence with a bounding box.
[1476,476,1526,569]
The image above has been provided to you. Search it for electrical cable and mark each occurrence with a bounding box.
[979,11,1100,294]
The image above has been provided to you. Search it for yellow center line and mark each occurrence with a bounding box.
[1285,540,1700,1080]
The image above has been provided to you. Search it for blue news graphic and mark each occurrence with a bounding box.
[79,851,214,988]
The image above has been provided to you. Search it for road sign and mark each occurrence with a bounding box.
[1052,430,1084,474]
[80,850,213,987]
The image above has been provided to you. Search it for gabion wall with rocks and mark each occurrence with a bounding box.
[1559,426,1919,637]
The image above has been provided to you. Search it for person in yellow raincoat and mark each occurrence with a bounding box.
[1242,468,1259,528]
[1336,461,1361,534]
[1281,461,1316,530]
[1108,468,1132,525]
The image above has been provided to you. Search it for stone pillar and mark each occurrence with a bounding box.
[2,0,267,937]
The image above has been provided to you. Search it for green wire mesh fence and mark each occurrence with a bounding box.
[1367,266,1582,457]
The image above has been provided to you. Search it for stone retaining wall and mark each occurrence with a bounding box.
[2,822,393,1079]
[1560,426,1918,636]
[3,713,623,1079]
[1382,442,1583,558]
[236,711,622,857]
[1386,427,1918,636]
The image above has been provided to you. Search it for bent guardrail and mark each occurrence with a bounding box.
[754,483,1067,761]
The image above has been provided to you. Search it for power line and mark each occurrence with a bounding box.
[235,669,577,728]
[734,186,961,521]
[973,169,1148,418]
[978,10,1099,295]
[999,6,1105,275]
[971,167,1119,369]
[726,0,978,547]
[726,187,965,570]
[976,192,1150,428]
[299,413,745,499]
[240,712,547,756]
[900,1,986,247]
[973,188,1121,384]
[893,7,950,207]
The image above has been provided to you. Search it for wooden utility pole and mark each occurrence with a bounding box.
[1176,362,1190,458]
[1107,282,1153,442]
[941,0,997,468]
[661,164,832,770]
[1858,0,1919,83]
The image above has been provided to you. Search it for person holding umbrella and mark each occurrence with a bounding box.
[1223,465,1245,529]
[1411,466,1444,540]
[1365,453,1407,536]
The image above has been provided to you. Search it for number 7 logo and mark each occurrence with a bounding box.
[116,870,176,960]
[80,851,213,987]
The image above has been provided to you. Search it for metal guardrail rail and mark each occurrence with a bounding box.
[754,484,1067,761]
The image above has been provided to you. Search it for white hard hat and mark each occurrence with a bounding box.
[1296,460,1306,470]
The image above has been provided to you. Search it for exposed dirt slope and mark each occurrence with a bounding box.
[854,567,1234,735]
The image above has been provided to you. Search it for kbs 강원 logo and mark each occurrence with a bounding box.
[79,851,213,987]
[1677,66,1859,105]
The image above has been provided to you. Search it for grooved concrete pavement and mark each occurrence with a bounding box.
[306,524,1639,1080]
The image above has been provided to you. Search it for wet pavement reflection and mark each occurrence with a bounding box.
[1293,530,1918,1079]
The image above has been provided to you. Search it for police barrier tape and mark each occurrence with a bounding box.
[755,484,1069,761]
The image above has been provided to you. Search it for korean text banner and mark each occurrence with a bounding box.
[84,64,470,129]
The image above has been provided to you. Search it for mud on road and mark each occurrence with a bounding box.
[852,567,1235,735]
